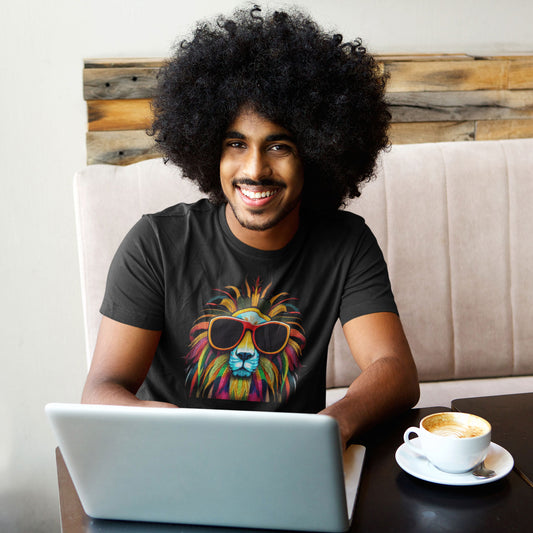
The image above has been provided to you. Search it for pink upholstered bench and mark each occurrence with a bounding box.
[74,139,533,409]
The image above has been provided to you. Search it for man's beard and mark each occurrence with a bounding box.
[226,178,301,232]
[227,196,301,231]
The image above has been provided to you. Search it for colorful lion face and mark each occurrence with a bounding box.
[185,280,305,403]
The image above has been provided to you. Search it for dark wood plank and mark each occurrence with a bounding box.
[56,448,93,532]
[86,130,159,165]
[84,58,165,69]
[388,89,533,122]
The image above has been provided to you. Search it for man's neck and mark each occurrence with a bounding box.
[224,203,301,251]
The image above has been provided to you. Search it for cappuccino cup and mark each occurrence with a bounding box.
[403,412,491,474]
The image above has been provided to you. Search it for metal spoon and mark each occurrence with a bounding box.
[472,460,496,479]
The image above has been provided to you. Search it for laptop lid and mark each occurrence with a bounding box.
[46,403,365,532]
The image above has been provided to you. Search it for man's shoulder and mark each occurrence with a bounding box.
[307,208,367,234]
[130,199,219,243]
[147,198,216,219]
[303,209,374,256]
[332,208,366,226]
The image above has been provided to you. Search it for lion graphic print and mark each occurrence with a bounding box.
[185,279,306,403]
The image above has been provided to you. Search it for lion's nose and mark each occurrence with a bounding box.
[237,352,254,362]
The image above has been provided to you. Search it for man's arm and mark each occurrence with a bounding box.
[320,312,419,448]
[81,316,176,408]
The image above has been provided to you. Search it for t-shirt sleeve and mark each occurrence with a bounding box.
[100,216,165,330]
[339,223,398,325]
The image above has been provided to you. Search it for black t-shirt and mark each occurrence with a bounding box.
[100,200,397,413]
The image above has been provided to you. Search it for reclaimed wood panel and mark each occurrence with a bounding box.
[376,53,472,62]
[385,60,509,92]
[476,119,533,140]
[388,90,533,122]
[86,130,158,165]
[87,99,153,131]
[84,58,166,68]
[389,121,475,144]
[83,54,533,164]
[508,59,533,89]
[87,91,533,132]
[84,67,159,100]
[82,56,533,99]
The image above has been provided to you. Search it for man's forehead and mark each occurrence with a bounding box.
[223,130,295,143]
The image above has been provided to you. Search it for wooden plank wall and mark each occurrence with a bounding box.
[84,54,533,165]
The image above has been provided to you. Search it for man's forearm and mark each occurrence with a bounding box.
[320,355,419,447]
[82,378,176,408]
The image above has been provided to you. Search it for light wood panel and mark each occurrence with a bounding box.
[476,119,533,140]
[384,60,509,92]
[389,121,475,144]
[508,58,533,89]
[84,54,533,164]
[87,99,153,131]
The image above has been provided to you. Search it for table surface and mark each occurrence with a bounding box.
[56,401,533,533]
[452,392,533,487]
[351,404,532,533]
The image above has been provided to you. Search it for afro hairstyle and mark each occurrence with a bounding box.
[150,4,390,211]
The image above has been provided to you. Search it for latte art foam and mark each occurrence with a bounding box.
[426,424,485,438]
[422,413,490,439]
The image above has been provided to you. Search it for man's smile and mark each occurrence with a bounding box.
[239,187,278,200]
[235,183,282,206]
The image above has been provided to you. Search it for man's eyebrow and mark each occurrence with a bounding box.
[265,133,295,143]
[224,130,245,139]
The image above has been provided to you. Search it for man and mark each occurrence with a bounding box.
[82,5,419,448]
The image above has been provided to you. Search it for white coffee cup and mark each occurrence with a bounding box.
[403,412,491,474]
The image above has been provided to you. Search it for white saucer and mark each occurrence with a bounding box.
[395,438,514,486]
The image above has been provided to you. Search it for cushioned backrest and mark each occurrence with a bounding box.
[328,138,533,386]
[74,159,206,366]
[75,139,533,386]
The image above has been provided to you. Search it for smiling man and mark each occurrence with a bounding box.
[82,5,419,447]
[221,108,304,247]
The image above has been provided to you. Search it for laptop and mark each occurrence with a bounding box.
[45,403,365,532]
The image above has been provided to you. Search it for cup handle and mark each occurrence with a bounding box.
[403,427,425,457]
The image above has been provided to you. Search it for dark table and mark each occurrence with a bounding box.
[351,405,532,532]
[452,392,533,488]
[56,406,532,533]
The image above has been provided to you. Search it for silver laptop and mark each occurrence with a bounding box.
[46,403,365,532]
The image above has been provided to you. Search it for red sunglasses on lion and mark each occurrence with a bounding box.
[207,316,291,355]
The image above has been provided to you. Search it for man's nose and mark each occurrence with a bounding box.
[241,149,272,180]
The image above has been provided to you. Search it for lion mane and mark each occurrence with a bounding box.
[185,280,305,403]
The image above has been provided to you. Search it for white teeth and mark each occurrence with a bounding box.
[240,188,276,199]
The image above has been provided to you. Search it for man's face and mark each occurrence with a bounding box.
[220,109,304,234]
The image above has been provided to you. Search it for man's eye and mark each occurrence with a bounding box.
[226,141,245,149]
[270,144,291,153]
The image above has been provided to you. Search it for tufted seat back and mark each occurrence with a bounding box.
[74,139,533,388]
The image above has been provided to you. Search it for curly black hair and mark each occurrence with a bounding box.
[150,4,390,210]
